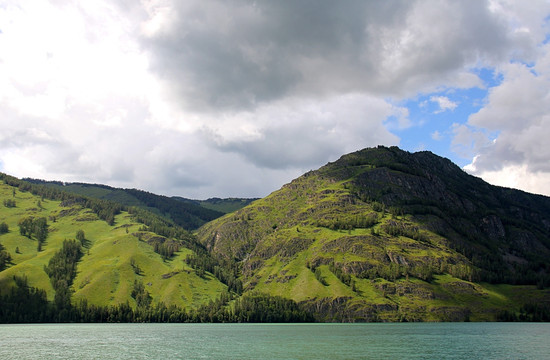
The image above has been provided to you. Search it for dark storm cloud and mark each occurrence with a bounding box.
[141,0,512,112]
[141,0,373,110]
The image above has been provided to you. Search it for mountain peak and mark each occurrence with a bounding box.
[197,146,550,321]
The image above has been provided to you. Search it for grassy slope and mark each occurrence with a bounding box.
[23,180,224,230]
[197,158,550,321]
[0,183,226,310]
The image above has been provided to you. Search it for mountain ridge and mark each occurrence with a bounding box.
[1,146,550,322]
[196,145,550,321]
[22,179,255,229]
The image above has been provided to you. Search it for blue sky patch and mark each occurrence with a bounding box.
[392,68,503,168]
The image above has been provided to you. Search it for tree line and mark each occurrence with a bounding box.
[0,221,10,271]
[185,253,243,294]
[0,277,312,323]
[44,239,82,314]
[0,175,251,320]
[316,213,378,231]
[497,302,550,322]
[1,173,121,226]
[125,188,223,230]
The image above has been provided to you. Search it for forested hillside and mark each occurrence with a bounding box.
[23,179,225,230]
[0,175,310,323]
[197,146,550,321]
[173,197,258,214]
[2,146,550,322]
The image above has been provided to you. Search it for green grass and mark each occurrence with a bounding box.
[195,151,550,321]
[0,183,226,309]
[5,143,550,322]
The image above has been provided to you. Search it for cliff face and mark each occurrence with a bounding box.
[197,146,550,321]
[334,147,550,271]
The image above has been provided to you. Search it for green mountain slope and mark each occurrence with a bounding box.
[1,175,313,323]
[197,146,550,321]
[0,178,227,316]
[23,180,225,230]
[3,146,550,322]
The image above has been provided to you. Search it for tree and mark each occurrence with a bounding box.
[131,280,152,309]
[0,243,11,271]
[3,199,16,208]
[33,217,48,244]
[54,279,72,311]
[18,217,34,238]
[314,267,327,286]
[17,217,48,250]
[76,229,85,244]
[0,276,49,323]
[0,222,8,234]
[44,240,82,313]
[130,258,142,275]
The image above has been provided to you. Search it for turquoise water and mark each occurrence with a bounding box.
[0,323,548,359]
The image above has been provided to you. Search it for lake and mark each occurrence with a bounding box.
[0,323,548,359]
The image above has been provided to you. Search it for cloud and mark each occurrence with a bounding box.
[430,96,458,113]
[450,123,495,159]
[201,94,400,169]
[459,43,550,195]
[140,0,520,112]
[441,0,550,196]
[1,0,550,198]
[431,130,443,141]
[465,161,550,196]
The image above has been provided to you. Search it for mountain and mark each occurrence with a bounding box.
[0,174,228,317]
[2,146,550,323]
[173,197,259,214]
[197,146,550,321]
[23,180,225,230]
[0,174,310,323]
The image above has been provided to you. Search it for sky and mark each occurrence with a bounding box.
[1,0,550,199]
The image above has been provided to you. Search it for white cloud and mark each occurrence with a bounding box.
[430,96,458,113]
[201,94,401,169]
[465,160,550,196]
[431,130,443,141]
[1,0,550,198]
[459,43,550,196]
[451,123,494,159]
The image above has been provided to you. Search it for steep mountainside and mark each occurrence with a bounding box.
[197,146,550,321]
[0,174,314,323]
[0,184,226,307]
[2,146,549,322]
[23,180,224,230]
[0,175,232,322]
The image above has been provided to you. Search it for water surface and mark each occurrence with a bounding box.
[0,323,548,359]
